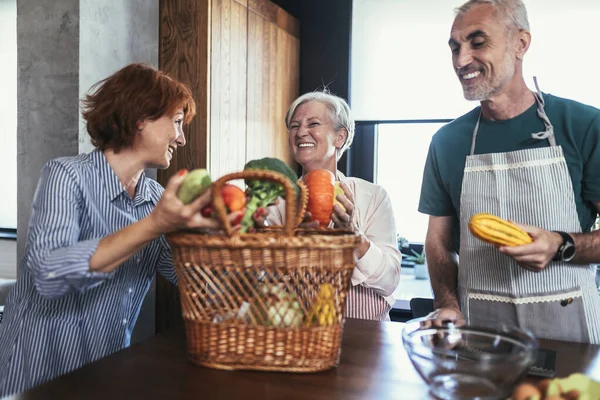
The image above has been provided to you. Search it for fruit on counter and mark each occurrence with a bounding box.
[240,157,299,233]
[305,284,336,327]
[177,168,212,204]
[334,182,346,212]
[201,183,246,225]
[304,169,335,228]
[511,373,600,400]
[512,383,542,400]
[469,213,533,247]
[251,282,303,328]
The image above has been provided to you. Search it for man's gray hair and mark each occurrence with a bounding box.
[285,91,355,161]
[455,0,530,32]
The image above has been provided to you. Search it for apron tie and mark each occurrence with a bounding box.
[531,77,556,145]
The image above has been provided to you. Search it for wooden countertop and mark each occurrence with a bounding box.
[9,319,600,400]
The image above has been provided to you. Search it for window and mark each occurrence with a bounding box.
[375,123,446,243]
[0,0,17,231]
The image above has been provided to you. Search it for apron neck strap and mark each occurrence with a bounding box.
[470,115,481,156]
[469,77,556,156]
[531,77,556,146]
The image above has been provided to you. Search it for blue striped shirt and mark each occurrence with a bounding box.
[0,150,176,396]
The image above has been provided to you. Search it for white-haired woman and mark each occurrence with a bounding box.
[267,91,402,321]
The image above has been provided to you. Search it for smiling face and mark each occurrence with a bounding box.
[449,4,520,101]
[287,101,347,174]
[136,109,186,169]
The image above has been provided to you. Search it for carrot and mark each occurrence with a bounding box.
[304,169,335,228]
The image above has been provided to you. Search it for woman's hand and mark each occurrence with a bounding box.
[298,211,319,229]
[149,170,242,234]
[332,181,356,230]
[249,199,288,230]
[331,181,370,258]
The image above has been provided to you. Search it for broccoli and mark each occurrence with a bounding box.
[241,157,299,232]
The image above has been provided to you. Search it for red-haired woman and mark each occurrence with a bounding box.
[0,64,236,396]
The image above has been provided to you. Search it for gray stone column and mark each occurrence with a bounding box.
[17,0,81,261]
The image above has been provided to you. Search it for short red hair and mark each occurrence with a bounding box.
[82,63,196,152]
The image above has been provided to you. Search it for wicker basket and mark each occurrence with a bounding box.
[166,170,360,373]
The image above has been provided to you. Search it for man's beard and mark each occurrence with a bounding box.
[462,54,514,101]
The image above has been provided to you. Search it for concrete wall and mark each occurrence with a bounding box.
[0,0,18,232]
[17,0,81,262]
[17,0,159,344]
[78,0,159,153]
[0,240,17,280]
[0,0,18,280]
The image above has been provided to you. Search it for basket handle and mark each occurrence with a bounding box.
[211,170,298,237]
[295,179,308,227]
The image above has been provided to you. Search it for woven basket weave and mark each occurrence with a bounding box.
[167,169,360,372]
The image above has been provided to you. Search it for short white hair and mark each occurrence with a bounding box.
[285,91,355,161]
[455,0,530,32]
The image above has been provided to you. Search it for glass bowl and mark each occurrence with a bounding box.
[402,317,538,400]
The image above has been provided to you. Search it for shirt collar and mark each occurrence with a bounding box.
[90,150,152,203]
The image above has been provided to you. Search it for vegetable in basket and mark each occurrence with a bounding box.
[240,157,299,233]
[305,284,336,327]
[177,168,212,204]
[250,282,303,327]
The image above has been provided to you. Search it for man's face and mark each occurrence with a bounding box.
[449,4,517,101]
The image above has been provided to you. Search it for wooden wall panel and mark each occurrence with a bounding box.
[266,22,278,160]
[246,0,299,165]
[209,0,248,179]
[276,29,300,166]
[158,0,210,175]
[245,11,263,162]
[210,0,299,174]
[156,0,211,333]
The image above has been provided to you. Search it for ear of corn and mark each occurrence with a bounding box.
[468,213,533,247]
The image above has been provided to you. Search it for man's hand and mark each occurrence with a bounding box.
[498,222,563,272]
[420,307,465,333]
[425,307,464,323]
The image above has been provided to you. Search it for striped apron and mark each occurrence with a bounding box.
[458,87,600,344]
[345,285,391,321]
